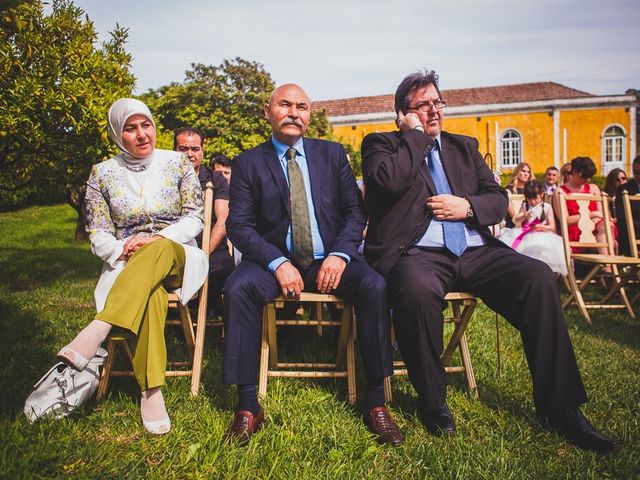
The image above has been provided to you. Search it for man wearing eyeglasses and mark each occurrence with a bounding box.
[174,127,235,318]
[361,69,623,454]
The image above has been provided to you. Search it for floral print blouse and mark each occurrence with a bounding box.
[85,149,204,267]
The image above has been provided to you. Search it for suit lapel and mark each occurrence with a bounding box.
[262,141,291,214]
[417,140,437,195]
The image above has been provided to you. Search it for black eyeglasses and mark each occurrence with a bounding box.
[407,101,447,113]
[617,176,627,182]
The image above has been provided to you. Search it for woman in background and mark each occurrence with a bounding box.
[504,162,532,228]
[604,168,627,218]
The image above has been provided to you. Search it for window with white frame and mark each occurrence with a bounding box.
[603,125,625,165]
[501,129,521,167]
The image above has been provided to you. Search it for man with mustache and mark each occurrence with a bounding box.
[361,69,623,454]
[222,83,400,446]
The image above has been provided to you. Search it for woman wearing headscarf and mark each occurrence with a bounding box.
[55,98,208,434]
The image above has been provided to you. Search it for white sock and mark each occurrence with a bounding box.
[62,319,112,361]
[141,387,168,422]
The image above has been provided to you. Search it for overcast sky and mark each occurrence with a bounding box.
[74,0,639,101]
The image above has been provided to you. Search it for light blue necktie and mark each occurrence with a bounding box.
[428,140,467,256]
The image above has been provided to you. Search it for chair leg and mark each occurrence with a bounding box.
[383,376,393,404]
[458,332,478,398]
[258,305,271,399]
[190,297,208,396]
[563,265,592,324]
[345,315,357,405]
[96,338,117,401]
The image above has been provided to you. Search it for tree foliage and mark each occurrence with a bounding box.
[0,0,134,238]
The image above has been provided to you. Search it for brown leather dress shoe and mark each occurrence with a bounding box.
[365,406,404,446]
[224,408,264,445]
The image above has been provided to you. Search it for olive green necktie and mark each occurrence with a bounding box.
[287,147,314,269]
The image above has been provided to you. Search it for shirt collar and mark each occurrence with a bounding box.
[271,135,306,160]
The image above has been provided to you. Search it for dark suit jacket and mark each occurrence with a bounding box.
[227,137,366,269]
[361,129,508,276]
[614,179,640,256]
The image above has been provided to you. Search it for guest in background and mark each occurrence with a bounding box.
[212,152,233,184]
[543,166,560,195]
[174,128,235,318]
[554,156,615,255]
[604,168,627,218]
[615,155,640,256]
[560,163,572,184]
[504,162,532,228]
[499,180,566,275]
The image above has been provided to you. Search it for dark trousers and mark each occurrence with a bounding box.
[387,244,587,413]
[222,258,393,386]
[207,248,235,317]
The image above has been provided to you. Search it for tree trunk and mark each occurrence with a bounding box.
[67,186,88,242]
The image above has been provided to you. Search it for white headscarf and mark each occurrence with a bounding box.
[107,98,156,162]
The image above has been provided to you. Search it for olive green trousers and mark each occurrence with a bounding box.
[95,238,185,390]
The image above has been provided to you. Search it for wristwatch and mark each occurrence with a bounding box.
[465,200,474,219]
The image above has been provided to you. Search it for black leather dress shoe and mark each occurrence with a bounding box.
[224,408,265,445]
[364,406,404,446]
[419,402,456,436]
[542,407,623,454]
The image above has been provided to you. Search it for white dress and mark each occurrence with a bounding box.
[498,203,567,275]
[85,149,209,311]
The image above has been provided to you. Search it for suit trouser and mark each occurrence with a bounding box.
[207,248,235,317]
[95,239,185,391]
[222,258,393,386]
[387,244,588,413]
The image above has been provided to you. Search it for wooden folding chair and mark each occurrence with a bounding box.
[383,292,478,402]
[557,189,640,323]
[97,182,214,399]
[258,293,356,404]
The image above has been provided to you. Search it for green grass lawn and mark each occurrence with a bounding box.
[1,204,639,479]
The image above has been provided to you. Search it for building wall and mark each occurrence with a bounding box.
[331,106,633,175]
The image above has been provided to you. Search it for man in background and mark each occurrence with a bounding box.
[543,166,559,194]
[174,128,235,317]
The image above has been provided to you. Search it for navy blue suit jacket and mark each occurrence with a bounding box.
[227,137,366,269]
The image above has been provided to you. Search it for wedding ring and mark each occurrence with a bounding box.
[287,290,294,297]
[330,276,336,281]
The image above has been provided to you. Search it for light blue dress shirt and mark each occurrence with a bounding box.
[267,136,349,273]
[416,135,485,248]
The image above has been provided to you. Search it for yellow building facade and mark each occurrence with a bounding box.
[315,83,638,175]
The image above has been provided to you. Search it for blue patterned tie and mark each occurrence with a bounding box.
[428,140,467,256]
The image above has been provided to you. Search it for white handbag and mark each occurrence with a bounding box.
[24,347,108,423]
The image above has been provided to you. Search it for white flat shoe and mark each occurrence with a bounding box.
[142,416,171,435]
[56,346,91,371]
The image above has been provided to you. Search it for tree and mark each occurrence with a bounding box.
[0,0,134,239]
